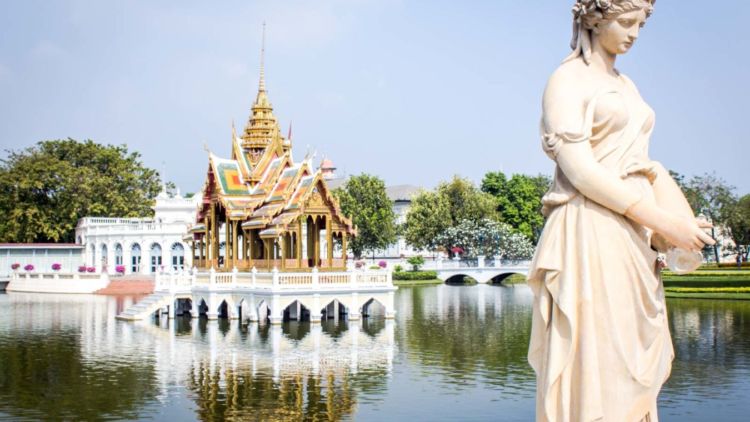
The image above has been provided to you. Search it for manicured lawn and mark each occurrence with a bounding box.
[662,269,750,300]
[393,279,443,287]
[665,292,750,300]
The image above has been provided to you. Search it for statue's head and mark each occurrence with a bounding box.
[568,0,655,63]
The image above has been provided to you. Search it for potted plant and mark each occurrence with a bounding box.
[23,264,34,272]
[86,266,96,273]
[78,265,87,273]
[51,263,62,271]
[115,265,125,275]
[10,263,20,271]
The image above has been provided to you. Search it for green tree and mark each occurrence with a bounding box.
[440,176,498,226]
[404,176,497,254]
[481,171,551,242]
[0,139,162,243]
[726,195,750,259]
[333,174,396,259]
[406,255,425,271]
[404,189,450,252]
[670,171,736,262]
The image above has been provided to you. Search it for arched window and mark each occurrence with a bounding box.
[131,244,142,273]
[150,243,162,273]
[115,243,123,266]
[101,244,108,271]
[171,243,185,270]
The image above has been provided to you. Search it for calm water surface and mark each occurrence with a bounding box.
[0,286,748,421]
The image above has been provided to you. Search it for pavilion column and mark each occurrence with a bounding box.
[191,241,196,269]
[232,220,239,269]
[297,219,303,268]
[203,215,210,267]
[210,205,219,268]
[264,239,271,268]
[306,217,313,266]
[342,234,348,266]
[314,219,321,267]
[280,236,286,270]
[224,217,231,271]
[201,236,206,268]
[326,219,333,268]
[244,230,251,262]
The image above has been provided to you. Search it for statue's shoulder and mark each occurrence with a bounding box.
[544,59,589,107]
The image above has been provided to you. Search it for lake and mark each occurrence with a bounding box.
[0,285,748,421]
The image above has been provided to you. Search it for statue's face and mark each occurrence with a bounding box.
[593,9,648,55]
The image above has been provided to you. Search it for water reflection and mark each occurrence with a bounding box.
[660,299,750,421]
[399,285,534,393]
[0,293,159,421]
[0,287,749,421]
[0,292,395,421]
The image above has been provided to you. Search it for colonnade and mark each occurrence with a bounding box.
[192,204,348,271]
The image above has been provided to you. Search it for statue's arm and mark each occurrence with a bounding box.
[650,161,694,219]
[543,75,713,250]
[543,76,641,214]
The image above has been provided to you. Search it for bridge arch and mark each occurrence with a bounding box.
[443,274,476,284]
[488,272,527,285]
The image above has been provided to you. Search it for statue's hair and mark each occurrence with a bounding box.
[576,0,655,31]
[567,0,655,64]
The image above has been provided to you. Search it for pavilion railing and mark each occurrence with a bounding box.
[154,267,392,292]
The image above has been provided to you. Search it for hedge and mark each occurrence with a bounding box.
[393,270,438,281]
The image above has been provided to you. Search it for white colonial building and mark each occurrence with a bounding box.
[76,189,201,275]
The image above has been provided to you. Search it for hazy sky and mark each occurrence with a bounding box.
[1,0,748,195]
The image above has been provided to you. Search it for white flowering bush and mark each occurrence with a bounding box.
[436,218,534,260]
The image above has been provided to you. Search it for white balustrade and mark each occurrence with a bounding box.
[144,266,395,294]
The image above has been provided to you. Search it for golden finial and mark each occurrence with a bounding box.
[259,21,266,92]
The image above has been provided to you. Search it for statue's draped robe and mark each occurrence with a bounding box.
[528,75,674,422]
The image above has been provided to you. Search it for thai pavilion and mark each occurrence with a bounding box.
[189,56,356,273]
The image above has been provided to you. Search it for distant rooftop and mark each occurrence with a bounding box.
[386,185,422,202]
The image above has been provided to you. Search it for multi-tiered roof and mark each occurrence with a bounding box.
[196,44,355,245]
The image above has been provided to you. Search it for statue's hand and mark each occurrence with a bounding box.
[659,215,716,251]
[651,233,671,253]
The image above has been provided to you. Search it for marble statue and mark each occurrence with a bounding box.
[527,1,716,420]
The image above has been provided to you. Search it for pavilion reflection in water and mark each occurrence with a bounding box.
[0,293,395,421]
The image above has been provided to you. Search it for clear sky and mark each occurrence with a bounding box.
[1,0,748,195]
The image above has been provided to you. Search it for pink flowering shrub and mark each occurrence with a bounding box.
[11,263,20,270]
[86,266,96,273]
[24,264,34,271]
[116,265,125,274]
[378,260,387,269]
[78,265,87,273]
[51,263,62,271]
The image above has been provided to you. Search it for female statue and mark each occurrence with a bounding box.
[527,1,715,420]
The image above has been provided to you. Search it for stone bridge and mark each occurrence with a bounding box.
[433,257,530,284]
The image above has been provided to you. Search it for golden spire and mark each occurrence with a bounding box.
[241,22,281,166]
[259,21,266,93]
